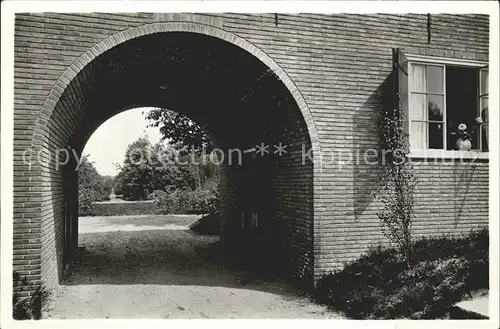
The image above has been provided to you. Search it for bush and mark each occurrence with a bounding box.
[314,228,488,319]
[78,187,101,216]
[78,156,109,215]
[152,180,219,215]
[114,138,199,201]
[13,271,50,320]
[177,181,219,214]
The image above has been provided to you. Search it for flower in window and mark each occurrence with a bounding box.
[453,123,472,150]
[458,124,471,140]
[450,118,483,150]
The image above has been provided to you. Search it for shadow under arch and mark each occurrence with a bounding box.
[29,21,322,289]
[30,22,321,166]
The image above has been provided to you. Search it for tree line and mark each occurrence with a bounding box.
[78,108,219,215]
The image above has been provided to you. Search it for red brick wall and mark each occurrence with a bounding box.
[13,13,489,292]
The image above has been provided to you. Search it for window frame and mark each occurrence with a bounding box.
[479,68,489,152]
[405,54,489,159]
[408,62,447,150]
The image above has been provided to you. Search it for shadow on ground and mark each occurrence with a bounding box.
[45,216,342,319]
[63,227,299,299]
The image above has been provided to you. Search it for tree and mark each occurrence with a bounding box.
[115,137,197,201]
[144,108,221,190]
[113,175,123,196]
[78,155,108,215]
[102,176,114,199]
[145,108,214,152]
[115,137,153,200]
[377,99,417,263]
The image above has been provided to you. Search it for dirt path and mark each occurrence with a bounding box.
[44,215,342,319]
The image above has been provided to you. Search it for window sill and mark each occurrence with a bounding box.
[410,149,489,160]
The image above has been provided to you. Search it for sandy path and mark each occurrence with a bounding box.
[44,215,341,319]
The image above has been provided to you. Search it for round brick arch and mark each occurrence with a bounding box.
[29,21,323,285]
[30,21,321,168]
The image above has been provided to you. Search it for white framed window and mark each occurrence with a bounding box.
[409,63,446,150]
[399,53,489,156]
[479,68,489,151]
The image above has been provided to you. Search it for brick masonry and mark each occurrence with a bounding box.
[13,13,489,292]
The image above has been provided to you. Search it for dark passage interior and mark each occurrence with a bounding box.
[44,31,314,288]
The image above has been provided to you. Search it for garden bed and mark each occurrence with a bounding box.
[313,228,489,319]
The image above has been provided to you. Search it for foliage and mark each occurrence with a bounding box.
[113,174,124,196]
[449,117,483,143]
[410,229,489,292]
[151,178,219,214]
[314,228,489,319]
[189,153,221,189]
[145,108,214,153]
[102,175,114,200]
[13,271,50,320]
[114,137,197,201]
[115,136,221,203]
[377,99,417,261]
[78,155,109,215]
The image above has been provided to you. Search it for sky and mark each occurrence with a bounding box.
[82,107,162,177]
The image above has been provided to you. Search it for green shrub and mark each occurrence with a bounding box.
[152,180,219,215]
[78,156,109,215]
[78,187,99,216]
[377,88,416,262]
[314,228,488,319]
[177,180,219,214]
[397,257,470,319]
[151,189,177,214]
[13,271,50,320]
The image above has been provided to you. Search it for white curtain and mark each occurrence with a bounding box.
[409,64,427,149]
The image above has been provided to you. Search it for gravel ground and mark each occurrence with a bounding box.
[44,215,341,319]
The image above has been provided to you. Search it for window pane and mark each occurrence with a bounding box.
[410,64,426,93]
[427,65,444,93]
[410,121,426,149]
[480,69,489,95]
[445,66,479,150]
[429,122,444,149]
[428,94,444,121]
[410,94,426,120]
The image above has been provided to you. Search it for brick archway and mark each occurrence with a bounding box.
[23,21,322,290]
[29,22,321,166]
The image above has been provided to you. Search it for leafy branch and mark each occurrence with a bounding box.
[13,271,50,320]
[377,99,417,262]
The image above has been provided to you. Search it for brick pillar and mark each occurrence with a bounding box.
[62,158,79,270]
